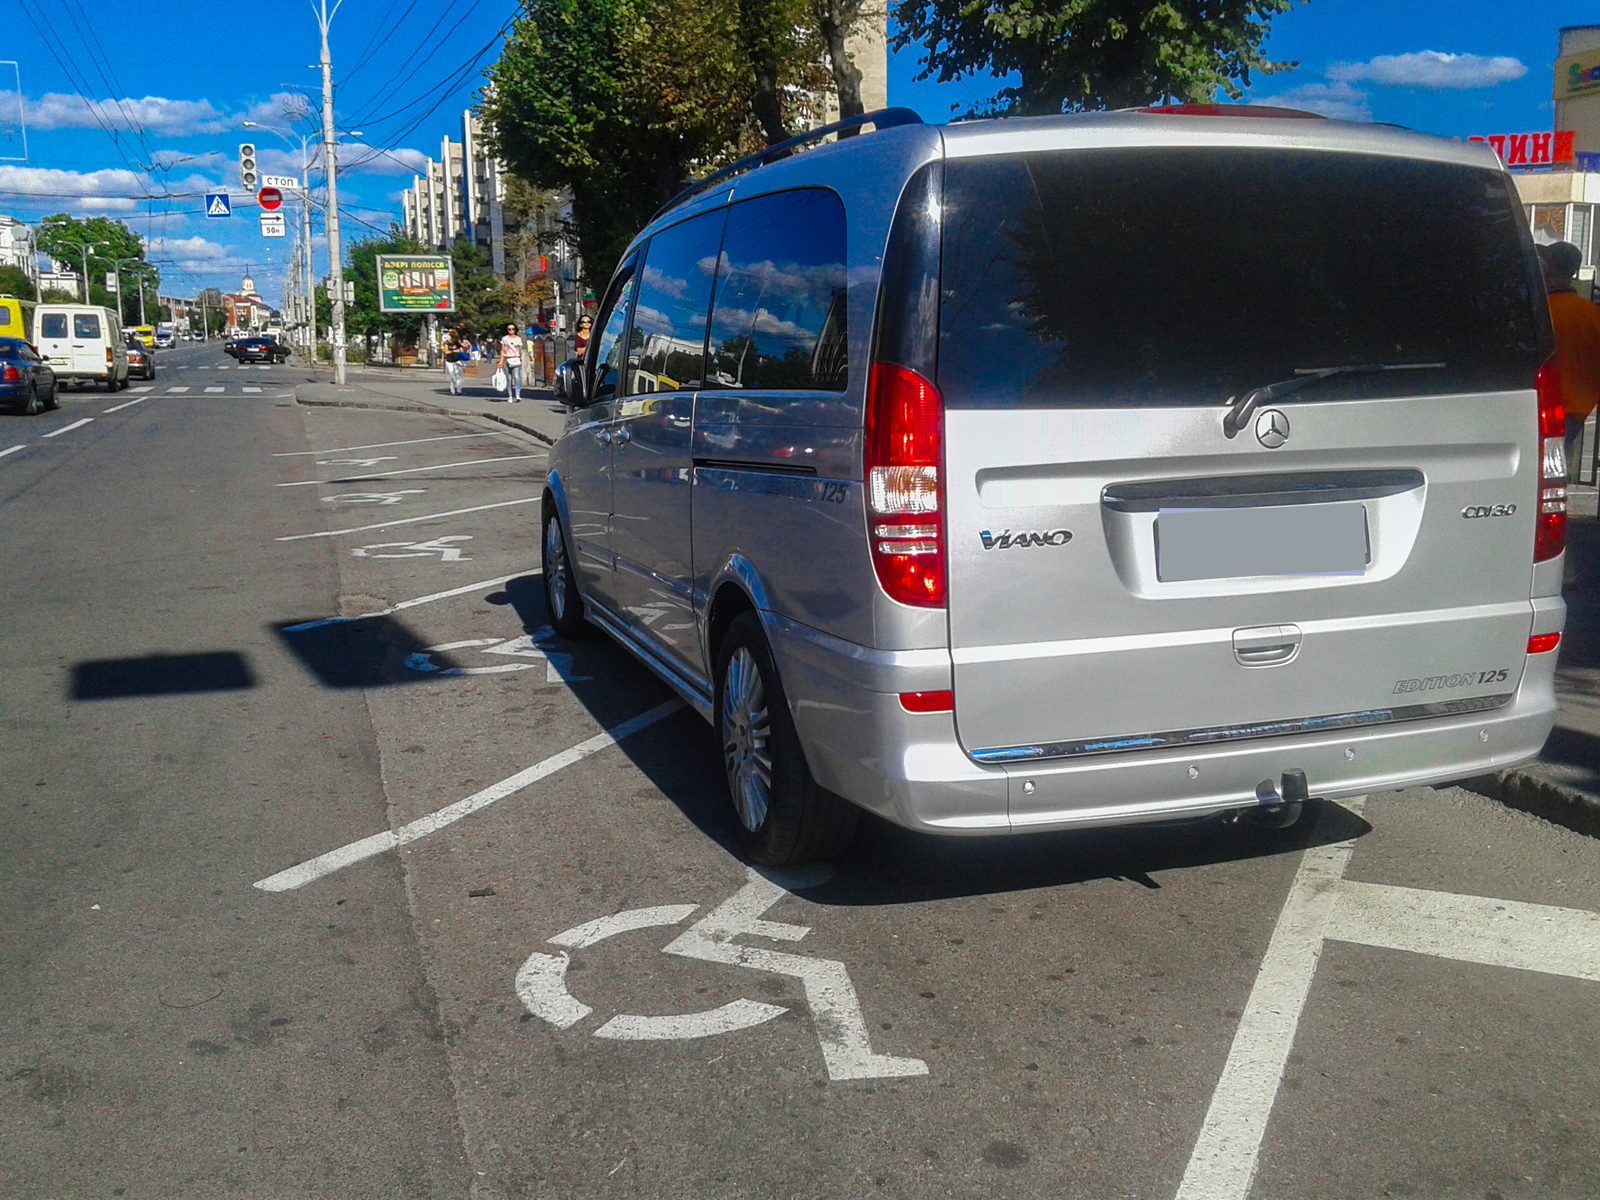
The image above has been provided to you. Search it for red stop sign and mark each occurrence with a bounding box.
[257,186,283,211]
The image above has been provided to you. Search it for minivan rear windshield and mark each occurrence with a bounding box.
[937,149,1548,408]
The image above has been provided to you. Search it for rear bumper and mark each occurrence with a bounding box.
[766,611,1562,836]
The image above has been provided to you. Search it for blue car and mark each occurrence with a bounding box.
[0,336,59,415]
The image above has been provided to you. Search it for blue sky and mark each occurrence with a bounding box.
[0,0,1581,308]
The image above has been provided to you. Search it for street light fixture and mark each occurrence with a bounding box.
[40,221,111,305]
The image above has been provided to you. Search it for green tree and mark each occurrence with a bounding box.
[450,242,514,336]
[344,228,425,349]
[34,214,160,321]
[0,264,36,301]
[194,287,227,337]
[891,0,1299,116]
[482,0,828,284]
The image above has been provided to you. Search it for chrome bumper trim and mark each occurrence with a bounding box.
[969,693,1515,764]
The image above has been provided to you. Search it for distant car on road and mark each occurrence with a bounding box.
[155,325,174,349]
[124,334,155,380]
[232,336,291,364]
[0,336,60,414]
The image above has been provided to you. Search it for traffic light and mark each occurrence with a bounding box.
[238,144,258,191]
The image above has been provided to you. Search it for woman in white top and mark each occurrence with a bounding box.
[496,323,523,402]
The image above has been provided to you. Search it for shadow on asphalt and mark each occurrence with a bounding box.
[487,573,1371,906]
[70,651,257,699]
[271,613,467,688]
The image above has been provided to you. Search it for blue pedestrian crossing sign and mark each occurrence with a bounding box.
[205,192,232,218]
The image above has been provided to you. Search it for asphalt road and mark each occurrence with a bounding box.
[4,338,1599,1199]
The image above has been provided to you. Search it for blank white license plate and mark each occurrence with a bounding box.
[1156,502,1368,582]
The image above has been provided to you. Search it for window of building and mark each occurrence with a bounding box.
[626,207,727,396]
[706,189,849,392]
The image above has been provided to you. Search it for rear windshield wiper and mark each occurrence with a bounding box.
[1222,362,1446,439]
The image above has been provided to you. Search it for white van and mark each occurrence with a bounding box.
[35,304,129,390]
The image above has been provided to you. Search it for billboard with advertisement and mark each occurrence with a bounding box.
[376,254,455,312]
[1557,50,1600,102]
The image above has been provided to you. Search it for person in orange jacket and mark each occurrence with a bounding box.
[1540,241,1600,479]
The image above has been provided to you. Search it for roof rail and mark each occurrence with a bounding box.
[650,107,924,224]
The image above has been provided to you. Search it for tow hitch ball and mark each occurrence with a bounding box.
[1250,768,1310,829]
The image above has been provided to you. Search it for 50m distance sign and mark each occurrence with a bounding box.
[376,255,455,312]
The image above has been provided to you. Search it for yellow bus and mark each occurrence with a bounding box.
[133,325,155,348]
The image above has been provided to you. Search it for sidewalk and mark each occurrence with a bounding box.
[292,358,568,445]
[288,358,1600,838]
[1459,480,1600,837]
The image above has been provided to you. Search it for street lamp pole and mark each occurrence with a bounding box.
[312,0,348,385]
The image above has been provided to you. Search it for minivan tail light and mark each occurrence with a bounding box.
[864,362,945,606]
[1535,355,1566,563]
[105,347,113,364]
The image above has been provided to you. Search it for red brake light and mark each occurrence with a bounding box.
[899,690,954,713]
[1528,632,1561,654]
[864,362,945,606]
[1,364,19,382]
[1535,355,1567,563]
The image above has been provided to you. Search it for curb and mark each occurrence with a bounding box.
[293,391,557,447]
[1456,765,1600,839]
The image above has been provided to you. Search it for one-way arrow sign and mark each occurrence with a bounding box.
[205,192,232,218]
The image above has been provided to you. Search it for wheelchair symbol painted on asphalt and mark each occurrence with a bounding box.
[515,866,929,1082]
[404,627,591,683]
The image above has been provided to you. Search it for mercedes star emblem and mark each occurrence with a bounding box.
[1255,408,1291,449]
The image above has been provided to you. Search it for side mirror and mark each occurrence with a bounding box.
[554,358,585,406]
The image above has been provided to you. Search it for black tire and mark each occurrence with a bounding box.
[102,376,116,392]
[23,382,41,415]
[716,611,858,867]
[541,507,589,637]
[45,379,60,410]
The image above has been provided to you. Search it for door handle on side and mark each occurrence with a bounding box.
[612,426,631,445]
[594,428,612,447]
[1232,624,1302,666]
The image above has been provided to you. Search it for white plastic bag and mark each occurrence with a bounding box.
[492,368,506,391]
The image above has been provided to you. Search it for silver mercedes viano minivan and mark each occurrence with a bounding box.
[545,104,1564,867]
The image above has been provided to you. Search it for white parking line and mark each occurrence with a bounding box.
[272,432,500,457]
[166,386,190,394]
[0,444,27,459]
[280,571,531,632]
[204,386,225,394]
[252,699,685,891]
[131,385,154,393]
[243,387,262,393]
[42,418,93,438]
[275,453,545,487]
[102,396,148,413]
[1176,797,1368,1200]
[275,496,539,541]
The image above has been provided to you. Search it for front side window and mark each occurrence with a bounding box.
[706,189,849,391]
[74,314,101,339]
[626,207,727,395]
[41,314,67,339]
[589,261,637,404]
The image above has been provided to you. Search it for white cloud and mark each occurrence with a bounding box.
[1260,81,1371,121]
[26,93,231,135]
[339,146,431,176]
[1327,51,1527,91]
[0,164,148,210]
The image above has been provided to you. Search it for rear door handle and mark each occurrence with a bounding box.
[594,428,612,446]
[612,426,631,445]
[1233,624,1302,666]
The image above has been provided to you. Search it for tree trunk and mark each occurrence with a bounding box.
[740,0,789,145]
[817,0,864,135]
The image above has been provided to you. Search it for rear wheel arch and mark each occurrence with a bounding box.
[705,583,758,680]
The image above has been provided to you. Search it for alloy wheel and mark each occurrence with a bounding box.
[544,519,568,621]
[722,647,773,832]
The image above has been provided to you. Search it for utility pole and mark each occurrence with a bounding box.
[314,0,347,385]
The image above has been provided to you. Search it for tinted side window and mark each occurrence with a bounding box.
[940,150,1547,408]
[41,314,68,339]
[74,314,101,339]
[626,207,727,395]
[707,189,848,391]
[588,261,636,405]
